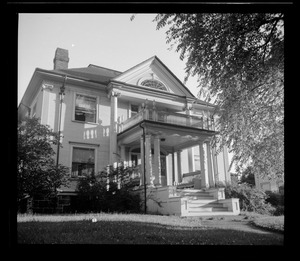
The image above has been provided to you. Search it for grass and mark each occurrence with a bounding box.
[17,213,284,245]
[251,216,284,233]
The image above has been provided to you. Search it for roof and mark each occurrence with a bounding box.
[51,64,122,84]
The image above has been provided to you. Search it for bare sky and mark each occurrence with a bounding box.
[18,13,200,105]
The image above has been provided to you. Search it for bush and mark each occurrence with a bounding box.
[265,191,284,206]
[76,164,142,213]
[265,191,284,216]
[224,183,276,215]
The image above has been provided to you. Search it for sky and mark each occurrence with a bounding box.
[18,13,200,105]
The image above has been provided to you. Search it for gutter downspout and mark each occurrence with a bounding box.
[56,76,67,168]
[139,122,147,214]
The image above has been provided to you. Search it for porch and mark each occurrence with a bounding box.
[117,115,219,190]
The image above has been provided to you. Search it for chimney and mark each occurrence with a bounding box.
[53,48,69,70]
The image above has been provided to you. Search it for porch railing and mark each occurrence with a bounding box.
[119,107,215,133]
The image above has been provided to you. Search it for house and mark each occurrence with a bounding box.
[18,47,240,216]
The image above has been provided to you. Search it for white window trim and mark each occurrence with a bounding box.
[31,102,37,118]
[72,92,99,124]
[69,143,98,178]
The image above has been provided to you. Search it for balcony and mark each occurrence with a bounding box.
[118,106,216,133]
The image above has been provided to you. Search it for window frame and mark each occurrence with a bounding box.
[31,102,37,118]
[70,144,97,178]
[72,92,99,124]
[130,104,139,118]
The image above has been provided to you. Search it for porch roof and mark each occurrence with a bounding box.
[117,120,216,152]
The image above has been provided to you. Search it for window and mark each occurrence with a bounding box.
[140,79,167,91]
[71,147,95,177]
[75,94,97,123]
[131,154,138,167]
[131,104,139,117]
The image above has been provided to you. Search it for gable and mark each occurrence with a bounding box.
[112,56,195,98]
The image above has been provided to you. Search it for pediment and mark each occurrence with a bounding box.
[112,56,195,98]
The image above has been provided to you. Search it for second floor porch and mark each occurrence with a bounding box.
[117,99,217,134]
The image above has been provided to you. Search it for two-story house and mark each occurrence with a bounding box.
[18,48,240,216]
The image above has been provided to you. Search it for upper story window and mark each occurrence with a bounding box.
[140,79,167,91]
[75,94,97,123]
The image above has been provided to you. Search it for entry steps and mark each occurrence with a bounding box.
[176,188,237,216]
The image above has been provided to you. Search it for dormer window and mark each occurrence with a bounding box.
[140,79,167,91]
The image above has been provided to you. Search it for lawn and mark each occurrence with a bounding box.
[17,213,283,245]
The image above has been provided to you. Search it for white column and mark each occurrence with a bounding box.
[206,142,215,187]
[199,142,208,188]
[188,147,195,173]
[145,134,153,186]
[166,154,172,186]
[223,146,231,183]
[177,150,182,184]
[171,152,176,185]
[153,135,161,186]
[140,136,145,186]
[109,91,120,165]
[212,146,219,184]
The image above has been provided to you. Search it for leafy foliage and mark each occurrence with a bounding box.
[76,164,141,213]
[224,183,276,215]
[17,117,69,203]
[153,13,284,180]
[239,166,256,187]
[265,190,284,216]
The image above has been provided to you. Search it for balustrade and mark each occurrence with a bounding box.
[119,106,215,133]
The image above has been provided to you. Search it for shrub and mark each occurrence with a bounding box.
[76,164,142,213]
[265,191,284,206]
[224,183,276,215]
[265,191,284,216]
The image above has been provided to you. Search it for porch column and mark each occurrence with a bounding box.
[153,135,161,186]
[212,146,219,185]
[188,147,195,173]
[199,141,209,188]
[109,91,120,165]
[145,134,153,186]
[223,146,231,183]
[206,141,215,187]
[172,151,176,185]
[140,136,145,186]
[177,150,182,184]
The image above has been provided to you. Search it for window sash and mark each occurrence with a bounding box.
[75,94,97,123]
[71,147,95,177]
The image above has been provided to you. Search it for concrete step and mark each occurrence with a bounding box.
[188,206,228,212]
[188,202,225,208]
[187,199,218,204]
[183,211,237,217]
[178,189,204,193]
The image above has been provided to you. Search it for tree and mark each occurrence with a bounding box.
[240,166,256,187]
[17,117,69,204]
[151,13,284,180]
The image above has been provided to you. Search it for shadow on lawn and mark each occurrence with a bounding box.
[17,219,284,245]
